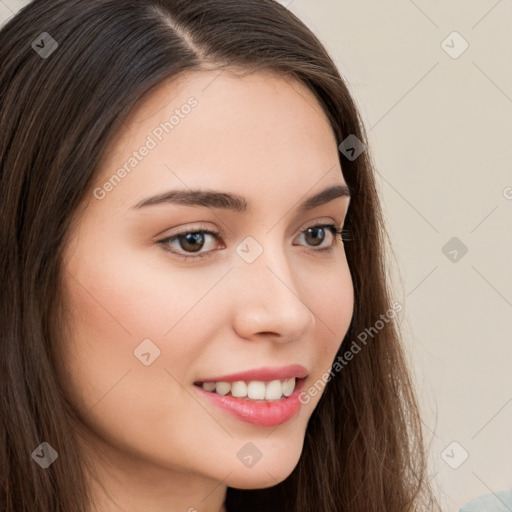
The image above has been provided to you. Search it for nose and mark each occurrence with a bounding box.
[230,240,316,344]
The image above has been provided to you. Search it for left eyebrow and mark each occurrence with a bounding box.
[131,184,351,214]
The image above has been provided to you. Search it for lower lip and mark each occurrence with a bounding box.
[194,379,306,427]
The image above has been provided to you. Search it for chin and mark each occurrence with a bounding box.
[224,446,302,490]
[225,467,293,490]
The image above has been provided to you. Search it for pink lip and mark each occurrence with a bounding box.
[195,364,308,383]
[194,377,307,427]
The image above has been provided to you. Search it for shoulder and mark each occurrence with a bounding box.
[458,488,512,512]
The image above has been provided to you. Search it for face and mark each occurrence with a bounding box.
[58,68,354,503]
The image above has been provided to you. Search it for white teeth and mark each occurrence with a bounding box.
[202,382,216,392]
[215,381,231,395]
[247,381,266,400]
[282,378,295,397]
[231,381,248,398]
[199,378,297,400]
[265,380,283,400]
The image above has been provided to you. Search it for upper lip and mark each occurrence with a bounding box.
[195,364,308,383]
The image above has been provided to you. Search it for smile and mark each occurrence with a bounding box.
[193,377,307,427]
[194,378,297,401]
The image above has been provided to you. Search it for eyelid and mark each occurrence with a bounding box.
[157,215,346,238]
[296,216,344,234]
[160,221,219,238]
[157,216,344,240]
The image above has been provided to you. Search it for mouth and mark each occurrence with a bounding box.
[193,376,305,401]
[193,376,308,427]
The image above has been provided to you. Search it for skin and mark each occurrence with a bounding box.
[57,68,354,512]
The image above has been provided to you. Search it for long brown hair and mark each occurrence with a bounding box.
[0,1,440,511]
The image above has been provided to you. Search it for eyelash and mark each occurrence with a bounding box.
[157,223,351,262]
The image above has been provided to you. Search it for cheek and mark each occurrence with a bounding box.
[59,238,227,404]
[64,236,218,342]
[58,244,224,460]
[306,255,354,355]
[286,257,353,411]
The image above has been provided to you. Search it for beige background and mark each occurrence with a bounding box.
[2,0,511,510]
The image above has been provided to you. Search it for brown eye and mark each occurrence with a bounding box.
[295,224,341,250]
[176,232,207,253]
[158,229,221,260]
[304,226,328,247]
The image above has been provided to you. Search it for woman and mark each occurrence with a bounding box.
[0,1,441,511]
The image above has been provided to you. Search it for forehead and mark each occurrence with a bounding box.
[90,68,344,213]
[123,67,330,131]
